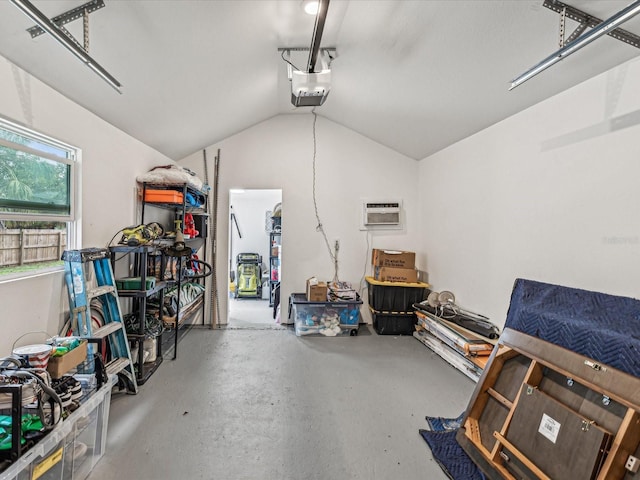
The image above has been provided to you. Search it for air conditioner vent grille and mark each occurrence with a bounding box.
[362,200,402,228]
[366,211,400,225]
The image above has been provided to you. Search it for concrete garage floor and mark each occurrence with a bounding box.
[87,326,476,480]
[228,298,282,328]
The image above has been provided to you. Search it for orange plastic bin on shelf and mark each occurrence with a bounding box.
[144,189,184,204]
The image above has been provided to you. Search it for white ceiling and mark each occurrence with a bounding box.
[0,0,639,161]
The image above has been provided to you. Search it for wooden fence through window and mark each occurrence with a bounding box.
[0,229,67,267]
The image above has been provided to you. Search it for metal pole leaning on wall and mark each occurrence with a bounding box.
[203,148,218,328]
[212,150,221,327]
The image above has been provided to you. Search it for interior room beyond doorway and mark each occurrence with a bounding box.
[228,188,283,328]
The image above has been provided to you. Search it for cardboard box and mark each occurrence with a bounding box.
[306,277,328,302]
[47,340,88,378]
[373,266,418,283]
[371,249,415,269]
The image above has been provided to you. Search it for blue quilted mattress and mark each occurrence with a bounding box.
[504,278,640,378]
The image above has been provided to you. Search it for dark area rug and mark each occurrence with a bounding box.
[425,412,465,432]
[420,414,485,480]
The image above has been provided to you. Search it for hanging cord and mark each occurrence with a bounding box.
[281,49,301,71]
[310,108,339,282]
[359,230,371,297]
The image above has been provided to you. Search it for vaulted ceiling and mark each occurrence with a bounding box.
[0,0,638,161]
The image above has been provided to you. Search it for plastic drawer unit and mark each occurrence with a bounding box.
[0,375,116,480]
[289,293,362,336]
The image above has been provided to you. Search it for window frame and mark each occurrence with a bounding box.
[0,116,81,280]
[0,118,77,222]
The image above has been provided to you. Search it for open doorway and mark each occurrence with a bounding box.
[228,189,283,328]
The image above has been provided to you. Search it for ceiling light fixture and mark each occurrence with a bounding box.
[303,1,320,15]
[510,0,640,90]
[10,0,122,93]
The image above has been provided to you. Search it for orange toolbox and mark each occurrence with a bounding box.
[144,189,184,204]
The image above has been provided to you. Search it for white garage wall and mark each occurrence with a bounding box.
[0,56,173,355]
[180,114,421,325]
[6,49,635,345]
[418,57,640,327]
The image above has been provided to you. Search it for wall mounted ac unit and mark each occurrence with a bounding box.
[361,200,403,230]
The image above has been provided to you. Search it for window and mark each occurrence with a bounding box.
[0,116,80,279]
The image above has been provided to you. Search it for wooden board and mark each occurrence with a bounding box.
[413,330,482,382]
[458,329,640,480]
[416,310,494,356]
[506,384,612,480]
[500,329,640,408]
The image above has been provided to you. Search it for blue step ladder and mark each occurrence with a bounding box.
[62,247,138,394]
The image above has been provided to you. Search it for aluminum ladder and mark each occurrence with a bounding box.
[62,247,138,394]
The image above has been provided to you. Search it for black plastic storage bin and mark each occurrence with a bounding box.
[366,276,430,312]
[370,307,417,335]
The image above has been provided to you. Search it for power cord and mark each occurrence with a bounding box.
[310,108,339,282]
[359,230,371,298]
[105,227,133,263]
[281,49,301,71]
[106,228,124,248]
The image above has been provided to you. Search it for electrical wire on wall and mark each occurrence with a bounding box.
[359,229,371,298]
[310,107,340,282]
